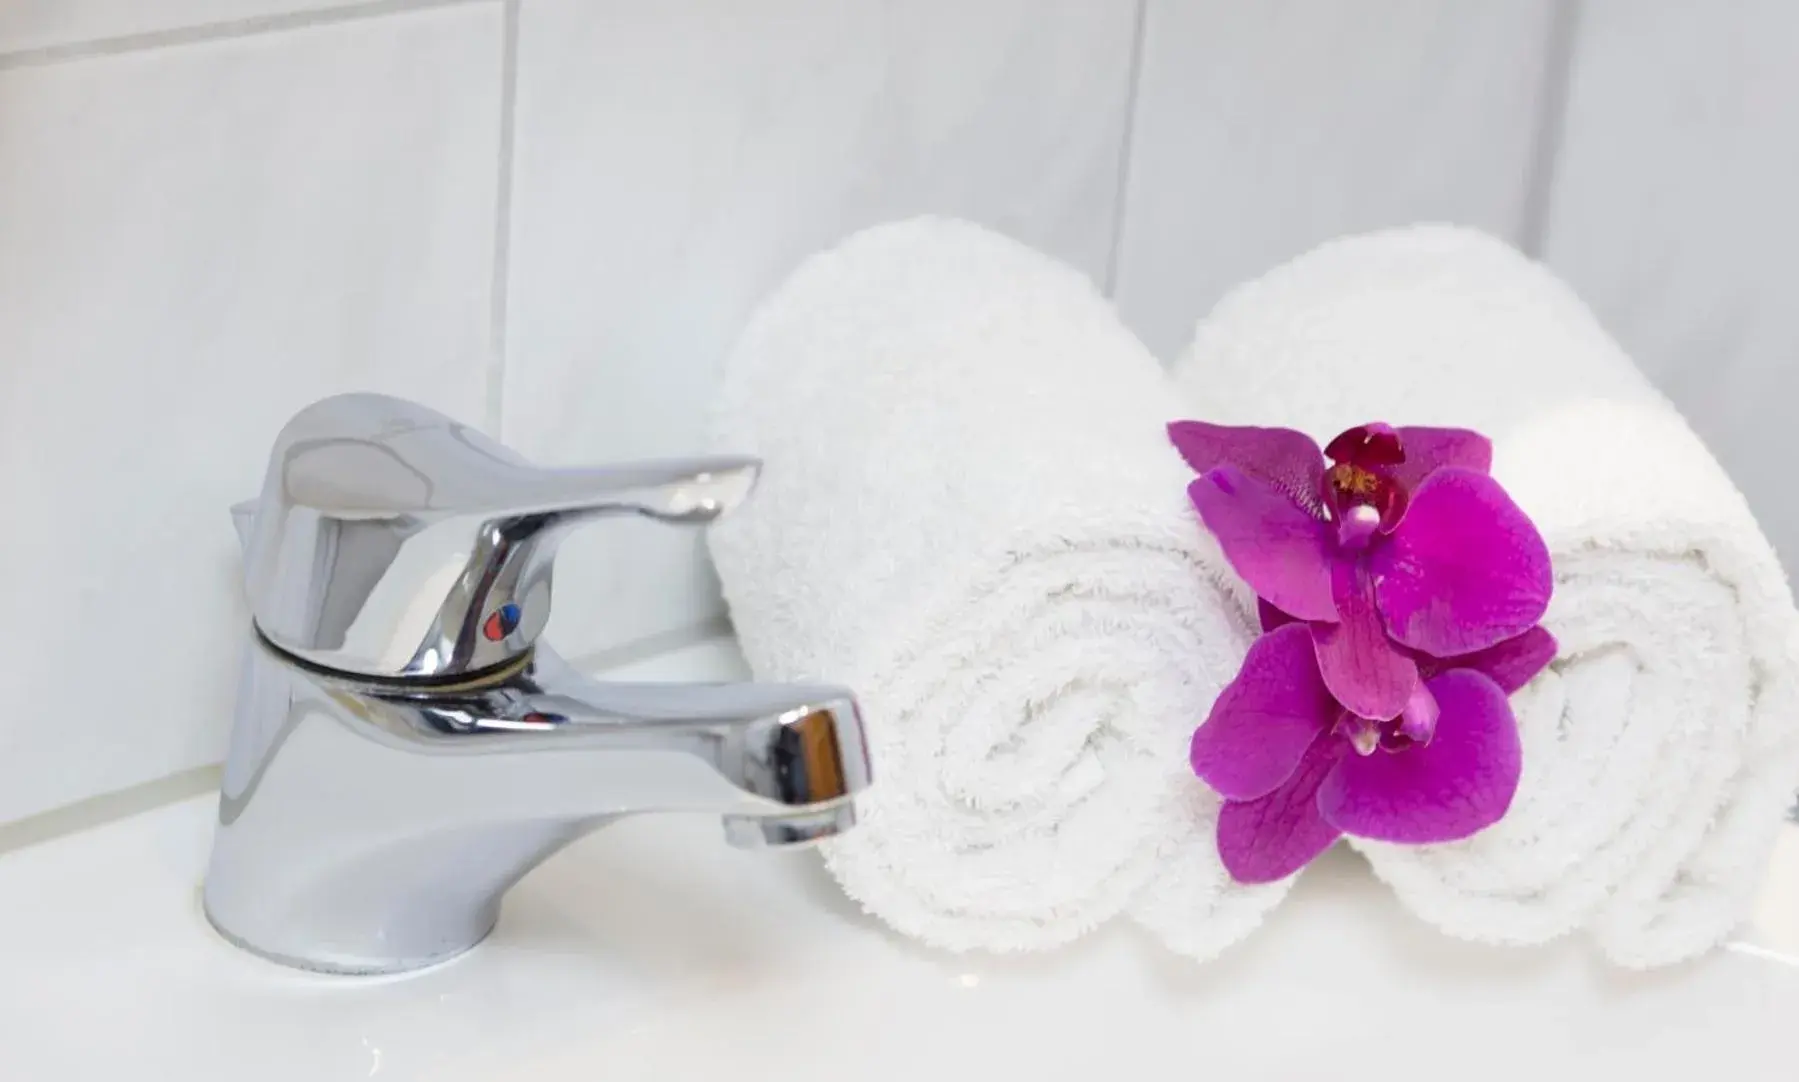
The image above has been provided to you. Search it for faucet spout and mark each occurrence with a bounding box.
[374,644,868,813]
[202,636,870,975]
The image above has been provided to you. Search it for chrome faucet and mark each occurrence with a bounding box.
[203,393,870,975]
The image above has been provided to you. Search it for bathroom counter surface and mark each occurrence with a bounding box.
[3,636,1796,1080]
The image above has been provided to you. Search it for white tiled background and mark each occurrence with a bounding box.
[0,0,1793,828]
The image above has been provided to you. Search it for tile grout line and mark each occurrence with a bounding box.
[1517,0,1584,258]
[484,0,521,438]
[0,765,222,857]
[0,0,495,71]
[1101,0,1151,299]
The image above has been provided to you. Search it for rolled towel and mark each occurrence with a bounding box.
[708,217,1285,953]
[1165,224,1799,966]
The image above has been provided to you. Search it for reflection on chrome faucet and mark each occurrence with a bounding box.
[203,394,870,975]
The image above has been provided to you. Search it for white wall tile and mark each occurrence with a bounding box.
[0,0,366,54]
[503,0,1139,657]
[1114,0,1558,361]
[1539,1,1799,573]
[0,5,502,821]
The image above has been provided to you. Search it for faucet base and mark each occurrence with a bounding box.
[203,898,496,977]
[204,752,591,976]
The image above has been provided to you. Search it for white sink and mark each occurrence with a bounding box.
[4,637,1798,1080]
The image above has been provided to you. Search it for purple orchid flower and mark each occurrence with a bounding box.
[1190,620,1557,882]
[1167,420,1557,882]
[1168,420,1553,734]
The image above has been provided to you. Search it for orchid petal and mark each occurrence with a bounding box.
[1418,625,1559,693]
[1312,557,1419,720]
[1190,625,1336,800]
[1317,669,1521,844]
[1169,421,1325,515]
[1189,468,1336,622]
[1371,467,1553,656]
[1258,598,1298,633]
[1391,427,1493,492]
[1217,733,1346,883]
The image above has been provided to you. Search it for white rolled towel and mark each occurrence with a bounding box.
[1165,224,1799,966]
[709,218,1284,954]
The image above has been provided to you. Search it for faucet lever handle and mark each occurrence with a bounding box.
[439,457,760,526]
[238,393,759,680]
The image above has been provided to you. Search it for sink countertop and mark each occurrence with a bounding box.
[4,636,1798,1081]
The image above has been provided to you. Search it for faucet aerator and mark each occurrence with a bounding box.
[723,800,860,850]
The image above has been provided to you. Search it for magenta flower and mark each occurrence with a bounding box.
[1167,420,1556,882]
[1168,421,1552,733]
[1190,621,1557,882]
